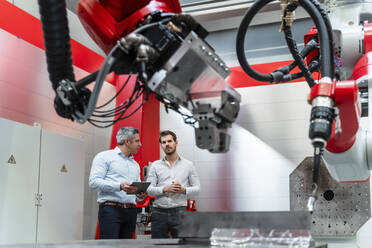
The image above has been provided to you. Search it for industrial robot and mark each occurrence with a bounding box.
[37,0,241,154]
[38,0,372,223]
[236,0,372,214]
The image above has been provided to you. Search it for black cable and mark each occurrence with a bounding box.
[282,60,319,82]
[288,60,320,81]
[283,3,316,88]
[91,86,144,117]
[271,39,319,83]
[308,0,335,78]
[311,145,323,194]
[75,71,99,89]
[162,101,198,127]
[236,0,274,82]
[38,0,75,90]
[236,0,333,84]
[299,0,333,79]
[92,91,144,119]
[88,100,145,128]
[275,39,318,75]
[88,77,146,129]
[95,75,132,110]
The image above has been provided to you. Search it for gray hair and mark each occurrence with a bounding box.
[116,127,139,145]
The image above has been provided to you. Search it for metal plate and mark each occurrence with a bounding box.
[290,157,371,237]
[0,239,327,248]
[178,211,311,238]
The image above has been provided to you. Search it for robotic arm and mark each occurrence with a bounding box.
[236,0,372,211]
[37,0,241,153]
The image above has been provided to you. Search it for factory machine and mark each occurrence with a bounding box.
[235,0,372,238]
[38,0,241,154]
[35,0,372,246]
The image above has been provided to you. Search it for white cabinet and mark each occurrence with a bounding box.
[0,119,40,244]
[37,129,85,243]
[0,118,85,245]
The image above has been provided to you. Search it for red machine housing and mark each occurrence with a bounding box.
[309,79,359,153]
[307,22,372,154]
[77,0,182,54]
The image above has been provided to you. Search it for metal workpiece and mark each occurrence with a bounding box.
[0,239,193,248]
[290,157,371,237]
[0,239,328,248]
[178,211,311,238]
[0,212,327,247]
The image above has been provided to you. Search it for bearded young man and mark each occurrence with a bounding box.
[147,130,200,238]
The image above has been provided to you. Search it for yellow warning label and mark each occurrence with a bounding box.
[8,155,16,165]
[60,164,68,173]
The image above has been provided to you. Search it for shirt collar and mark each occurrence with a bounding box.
[114,146,133,159]
[162,155,181,163]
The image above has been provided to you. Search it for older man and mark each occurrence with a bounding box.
[89,126,146,239]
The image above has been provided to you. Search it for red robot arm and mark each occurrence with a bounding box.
[38,0,241,152]
[77,0,181,54]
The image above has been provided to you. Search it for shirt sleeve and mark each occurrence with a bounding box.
[146,163,164,196]
[89,153,121,192]
[185,163,201,196]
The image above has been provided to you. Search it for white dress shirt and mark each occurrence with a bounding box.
[147,156,200,208]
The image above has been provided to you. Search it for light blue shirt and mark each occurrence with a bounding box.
[89,147,141,204]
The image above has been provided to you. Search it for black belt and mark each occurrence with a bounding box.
[101,201,136,208]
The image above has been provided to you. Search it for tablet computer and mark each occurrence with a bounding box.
[128,182,151,194]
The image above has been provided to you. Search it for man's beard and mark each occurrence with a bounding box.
[164,147,176,155]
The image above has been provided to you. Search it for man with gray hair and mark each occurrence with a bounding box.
[89,126,146,239]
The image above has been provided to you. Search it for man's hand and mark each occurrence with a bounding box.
[120,182,137,194]
[163,182,185,194]
[136,192,147,199]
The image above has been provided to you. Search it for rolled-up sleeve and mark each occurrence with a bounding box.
[185,164,200,196]
[147,164,164,196]
[89,153,120,192]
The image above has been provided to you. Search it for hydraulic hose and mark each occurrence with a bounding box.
[299,0,333,80]
[282,60,319,82]
[283,3,316,87]
[236,0,274,82]
[38,0,75,90]
[236,0,333,84]
[276,39,318,75]
[308,0,335,78]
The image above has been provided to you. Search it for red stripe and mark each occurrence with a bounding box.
[0,0,104,75]
[340,175,370,184]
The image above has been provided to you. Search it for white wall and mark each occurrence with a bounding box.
[160,82,313,212]
[160,81,372,248]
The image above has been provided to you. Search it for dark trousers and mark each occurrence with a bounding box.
[98,204,137,239]
[151,207,185,239]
